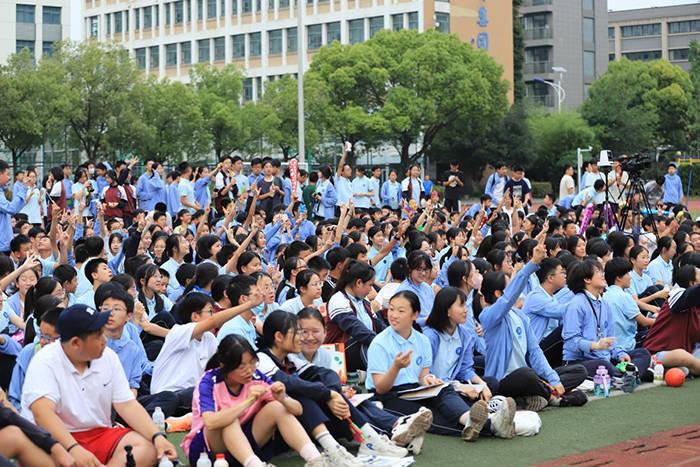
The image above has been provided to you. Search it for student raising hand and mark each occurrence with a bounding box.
[532,231,547,265]
[392,350,413,370]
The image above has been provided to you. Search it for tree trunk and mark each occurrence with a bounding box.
[400,143,410,169]
[12,150,19,175]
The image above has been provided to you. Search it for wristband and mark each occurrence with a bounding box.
[67,442,80,452]
[151,432,167,444]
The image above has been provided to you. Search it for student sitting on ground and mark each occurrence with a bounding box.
[21,304,178,466]
[367,290,517,442]
[182,334,328,467]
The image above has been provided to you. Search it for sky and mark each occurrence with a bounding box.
[608,0,699,10]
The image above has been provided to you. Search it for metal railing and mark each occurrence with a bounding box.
[524,60,551,74]
[526,94,554,107]
[522,0,552,6]
[524,27,553,40]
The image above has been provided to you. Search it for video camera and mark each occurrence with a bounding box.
[615,153,652,176]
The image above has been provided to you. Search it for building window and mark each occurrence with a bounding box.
[392,14,403,31]
[181,41,191,63]
[166,4,171,24]
[249,32,261,56]
[369,16,384,37]
[622,50,661,61]
[198,0,203,19]
[583,17,594,44]
[583,50,595,77]
[125,12,129,31]
[175,1,184,23]
[155,5,160,25]
[269,29,282,54]
[256,76,263,99]
[16,40,35,55]
[608,27,614,39]
[135,48,146,69]
[327,22,340,44]
[43,6,61,24]
[114,12,122,33]
[408,12,418,30]
[106,13,111,34]
[198,39,210,62]
[526,80,552,107]
[620,23,661,38]
[135,9,140,30]
[349,19,364,44]
[608,53,615,61]
[256,0,261,12]
[669,48,690,61]
[150,46,159,68]
[242,0,252,13]
[207,0,216,18]
[582,0,593,10]
[220,0,225,16]
[279,0,290,7]
[668,20,700,34]
[166,44,177,65]
[90,16,99,37]
[435,12,449,34]
[186,0,191,20]
[308,24,322,50]
[214,36,225,60]
[16,4,35,23]
[243,78,253,101]
[287,27,297,52]
[233,34,245,57]
[524,46,551,73]
[584,83,591,99]
[144,7,152,28]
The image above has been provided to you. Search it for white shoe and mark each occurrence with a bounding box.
[304,455,328,467]
[406,434,425,456]
[391,407,433,446]
[490,396,516,439]
[324,446,363,467]
[461,399,488,442]
[358,430,408,458]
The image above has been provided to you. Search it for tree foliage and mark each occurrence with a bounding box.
[688,40,700,154]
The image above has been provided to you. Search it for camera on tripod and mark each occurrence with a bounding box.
[616,153,652,177]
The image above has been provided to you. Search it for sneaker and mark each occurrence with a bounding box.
[406,434,425,456]
[324,446,363,467]
[515,395,548,412]
[461,399,488,442]
[358,431,408,458]
[559,390,588,407]
[641,368,655,383]
[304,456,328,467]
[391,407,434,446]
[490,397,516,439]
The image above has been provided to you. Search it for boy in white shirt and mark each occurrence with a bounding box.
[21,303,177,466]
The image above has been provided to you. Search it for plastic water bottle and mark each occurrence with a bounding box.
[599,367,610,397]
[152,406,166,432]
[653,362,664,385]
[593,366,605,396]
[196,453,212,467]
[158,457,174,467]
[213,454,229,467]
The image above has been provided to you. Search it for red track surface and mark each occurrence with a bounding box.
[535,424,700,467]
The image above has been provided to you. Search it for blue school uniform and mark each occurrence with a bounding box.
[366,326,432,391]
[334,175,353,206]
[521,285,567,343]
[218,315,258,350]
[167,182,180,217]
[313,179,337,220]
[647,256,672,286]
[351,176,372,209]
[424,325,476,382]
[562,291,628,362]
[368,245,391,283]
[603,285,640,352]
[663,173,683,205]
[8,342,36,409]
[628,269,653,297]
[380,181,400,210]
[369,177,381,206]
[479,261,561,385]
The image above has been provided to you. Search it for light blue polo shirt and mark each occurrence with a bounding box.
[647,256,672,286]
[295,346,334,370]
[368,245,391,283]
[628,269,653,297]
[431,330,461,381]
[352,176,372,209]
[218,315,258,350]
[603,284,640,352]
[505,311,528,376]
[334,175,353,206]
[366,326,432,391]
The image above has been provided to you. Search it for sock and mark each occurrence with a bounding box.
[315,431,340,452]
[460,412,470,426]
[299,442,323,462]
[359,423,378,439]
[243,455,264,467]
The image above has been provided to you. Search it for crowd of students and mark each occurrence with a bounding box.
[0,148,699,467]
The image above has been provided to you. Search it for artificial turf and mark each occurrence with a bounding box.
[167,378,700,466]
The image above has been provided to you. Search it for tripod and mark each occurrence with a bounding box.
[617,174,659,238]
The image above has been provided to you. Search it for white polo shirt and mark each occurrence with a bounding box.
[151,323,218,393]
[20,342,134,432]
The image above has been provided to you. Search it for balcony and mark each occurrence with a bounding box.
[522,0,552,6]
[524,27,552,40]
[524,60,551,74]
[527,94,553,107]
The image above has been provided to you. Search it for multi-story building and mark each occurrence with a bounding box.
[608,3,699,72]
[0,0,71,64]
[520,0,608,111]
[82,0,514,101]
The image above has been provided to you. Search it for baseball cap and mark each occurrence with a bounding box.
[58,304,111,341]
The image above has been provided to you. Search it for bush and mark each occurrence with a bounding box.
[531,181,553,198]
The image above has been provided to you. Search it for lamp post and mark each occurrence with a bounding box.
[297,0,305,162]
[534,65,566,112]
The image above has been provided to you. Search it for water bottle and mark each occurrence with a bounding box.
[197,453,212,467]
[152,406,166,432]
[593,366,605,396]
[158,457,174,467]
[653,362,664,384]
[213,454,229,467]
[601,367,610,398]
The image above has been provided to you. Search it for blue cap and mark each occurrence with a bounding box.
[58,304,111,341]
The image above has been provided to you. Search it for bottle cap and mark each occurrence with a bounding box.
[216,454,225,459]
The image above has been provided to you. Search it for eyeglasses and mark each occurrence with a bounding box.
[101,306,127,314]
[415,268,431,274]
[39,333,58,343]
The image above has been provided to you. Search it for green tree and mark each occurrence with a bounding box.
[582,58,693,154]
[47,42,141,160]
[512,0,526,102]
[687,40,700,154]
[191,64,254,159]
[0,49,71,172]
[259,76,320,160]
[128,78,206,163]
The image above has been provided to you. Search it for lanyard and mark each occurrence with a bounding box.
[584,295,603,339]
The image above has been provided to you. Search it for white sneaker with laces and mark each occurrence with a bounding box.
[391,407,433,446]
[490,396,516,439]
[304,455,328,467]
[324,446,363,467]
[358,431,408,458]
[406,434,425,455]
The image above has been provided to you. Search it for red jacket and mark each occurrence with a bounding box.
[644,298,700,354]
[102,185,124,219]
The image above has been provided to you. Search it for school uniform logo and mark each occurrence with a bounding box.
[416,356,423,367]
[456,347,462,356]
[516,327,523,337]
[604,321,608,329]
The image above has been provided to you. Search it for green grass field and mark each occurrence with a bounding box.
[167,379,700,466]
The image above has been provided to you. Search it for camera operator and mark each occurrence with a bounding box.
[607,159,629,212]
[644,176,665,209]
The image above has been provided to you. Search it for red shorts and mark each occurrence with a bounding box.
[72,427,132,464]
